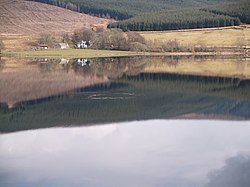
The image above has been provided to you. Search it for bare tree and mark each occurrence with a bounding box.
[109,29,128,50]
[162,39,180,52]
[38,33,56,47]
[72,28,95,45]
[92,30,112,49]
[129,42,148,52]
[61,33,74,47]
[127,32,146,44]
[93,29,128,50]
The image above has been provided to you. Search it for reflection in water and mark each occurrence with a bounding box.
[0,57,5,71]
[0,58,109,107]
[0,56,250,132]
[0,56,250,186]
[206,155,250,187]
[0,120,250,187]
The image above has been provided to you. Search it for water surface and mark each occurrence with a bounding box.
[0,120,250,187]
[0,56,250,132]
[0,56,250,187]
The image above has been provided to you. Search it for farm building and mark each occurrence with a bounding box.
[40,44,49,50]
[56,43,69,49]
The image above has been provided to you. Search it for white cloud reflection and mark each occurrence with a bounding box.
[0,120,250,187]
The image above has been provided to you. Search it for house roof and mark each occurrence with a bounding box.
[40,44,49,47]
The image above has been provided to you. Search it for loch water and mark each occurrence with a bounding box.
[0,56,250,187]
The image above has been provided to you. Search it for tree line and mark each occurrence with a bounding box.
[109,9,241,31]
[108,2,250,31]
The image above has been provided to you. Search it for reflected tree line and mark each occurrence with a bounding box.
[35,55,217,78]
[0,57,5,71]
[31,56,149,78]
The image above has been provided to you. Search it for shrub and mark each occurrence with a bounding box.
[129,42,148,52]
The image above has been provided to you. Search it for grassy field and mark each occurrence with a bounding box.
[139,26,250,47]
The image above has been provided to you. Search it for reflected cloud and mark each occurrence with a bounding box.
[205,155,250,187]
[0,120,250,187]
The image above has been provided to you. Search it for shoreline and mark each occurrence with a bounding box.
[1,49,246,59]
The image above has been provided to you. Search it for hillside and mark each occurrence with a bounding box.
[0,0,109,35]
[32,0,240,20]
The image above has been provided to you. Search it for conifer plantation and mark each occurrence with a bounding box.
[109,2,249,31]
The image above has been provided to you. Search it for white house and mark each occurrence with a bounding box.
[77,40,89,48]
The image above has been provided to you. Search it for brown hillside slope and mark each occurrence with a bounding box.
[0,0,109,35]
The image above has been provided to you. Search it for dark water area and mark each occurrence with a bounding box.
[0,56,250,187]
